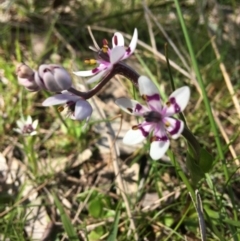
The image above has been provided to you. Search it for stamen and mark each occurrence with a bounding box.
[102,45,108,53]
[150,136,158,142]
[58,106,64,112]
[127,108,133,113]
[166,101,171,107]
[165,121,170,127]
[132,125,139,130]
[102,39,109,53]
[142,94,147,101]
[84,59,97,65]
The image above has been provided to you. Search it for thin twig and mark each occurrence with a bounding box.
[142,4,191,73]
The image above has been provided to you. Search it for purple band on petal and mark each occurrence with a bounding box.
[139,126,149,137]
[147,93,160,102]
[92,68,99,74]
[135,103,143,112]
[169,97,180,113]
[126,47,131,55]
[168,120,181,136]
[114,35,118,45]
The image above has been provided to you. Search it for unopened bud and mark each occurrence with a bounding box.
[35,64,72,92]
[16,63,40,91]
[16,63,34,78]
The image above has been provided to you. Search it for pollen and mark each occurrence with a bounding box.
[132,125,139,130]
[84,59,97,65]
[57,106,64,112]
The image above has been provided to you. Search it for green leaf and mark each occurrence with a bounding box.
[186,147,213,185]
[223,219,240,227]
[52,193,78,240]
[88,226,104,241]
[88,197,103,218]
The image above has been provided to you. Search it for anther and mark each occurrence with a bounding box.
[166,101,171,107]
[127,108,133,113]
[132,125,139,130]
[84,59,97,65]
[165,121,170,127]
[142,95,148,101]
[58,106,64,112]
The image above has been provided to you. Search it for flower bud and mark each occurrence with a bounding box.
[16,63,40,91]
[35,64,72,92]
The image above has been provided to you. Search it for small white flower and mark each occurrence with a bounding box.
[42,92,93,121]
[14,116,38,136]
[73,28,138,84]
[115,76,190,160]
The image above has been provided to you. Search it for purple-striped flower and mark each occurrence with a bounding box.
[73,29,138,84]
[115,76,190,160]
[42,92,92,121]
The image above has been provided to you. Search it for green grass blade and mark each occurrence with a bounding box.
[106,209,120,241]
[52,193,79,240]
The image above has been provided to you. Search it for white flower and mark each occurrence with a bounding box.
[14,116,38,136]
[115,76,190,160]
[73,28,138,84]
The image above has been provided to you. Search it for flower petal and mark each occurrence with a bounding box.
[16,120,24,130]
[115,97,149,116]
[32,119,39,129]
[165,86,190,116]
[165,117,184,139]
[112,32,125,47]
[138,76,162,111]
[26,116,32,125]
[86,69,109,84]
[123,128,146,145]
[110,46,125,64]
[124,28,138,58]
[74,100,93,120]
[150,139,170,160]
[42,94,79,106]
[73,70,96,77]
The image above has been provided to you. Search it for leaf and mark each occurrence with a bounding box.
[107,209,120,241]
[52,193,78,240]
[88,226,104,241]
[186,146,214,185]
[88,197,103,218]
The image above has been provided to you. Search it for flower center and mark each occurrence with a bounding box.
[143,111,162,123]
[23,124,35,134]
